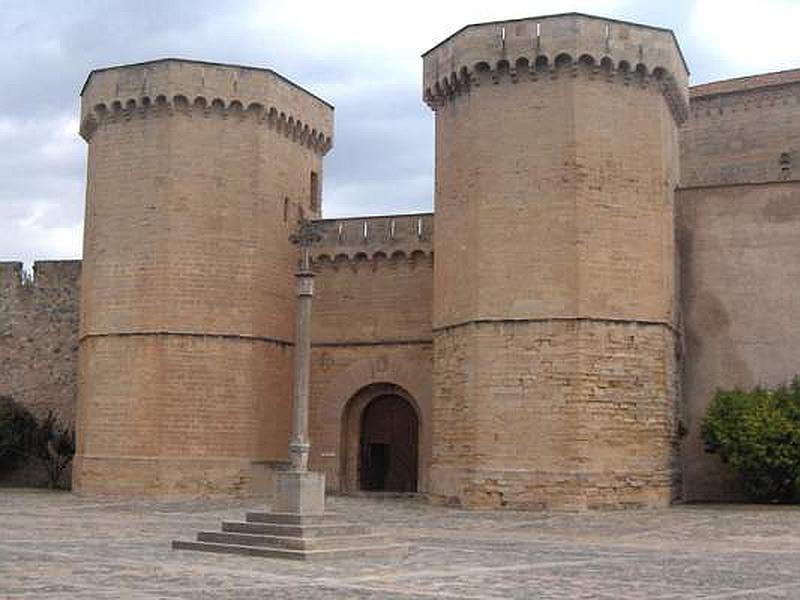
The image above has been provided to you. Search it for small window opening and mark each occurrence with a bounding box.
[780,152,792,180]
[283,197,289,223]
[310,171,320,212]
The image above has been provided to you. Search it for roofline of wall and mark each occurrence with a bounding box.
[678,179,800,192]
[690,67,800,100]
[80,58,334,110]
[313,211,434,223]
[420,12,689,75]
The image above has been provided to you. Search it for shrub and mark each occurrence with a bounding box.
[0,397,75,489]
[701,379,800,503]
[0,396,37,471]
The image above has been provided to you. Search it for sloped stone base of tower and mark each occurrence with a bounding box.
[429,466,674,511]
[430,320,681,511]
[172,511,408,560]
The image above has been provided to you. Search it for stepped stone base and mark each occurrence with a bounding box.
[172,511,408,561]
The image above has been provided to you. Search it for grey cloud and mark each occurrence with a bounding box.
[0,0,793,267]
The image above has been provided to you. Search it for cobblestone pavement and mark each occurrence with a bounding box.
[1,489,799,599]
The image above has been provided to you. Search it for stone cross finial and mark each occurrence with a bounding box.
[289,218,322,272]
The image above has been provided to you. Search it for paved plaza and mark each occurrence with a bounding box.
[1,489,799,599]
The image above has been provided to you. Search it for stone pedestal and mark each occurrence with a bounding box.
[173,467,408,561]
[274,471,326,515]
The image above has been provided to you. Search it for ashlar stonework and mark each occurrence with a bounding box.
[1,13,798,509]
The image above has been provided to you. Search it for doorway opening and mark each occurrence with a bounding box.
[358,395,418,492]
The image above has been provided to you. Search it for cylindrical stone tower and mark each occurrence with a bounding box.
[424,14,688,509]
[75,59,333,496]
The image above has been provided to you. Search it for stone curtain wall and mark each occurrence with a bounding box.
[308,214,434,493]
[678,71,800,501]
[0,261,80,425]
[678,183,800,501]
[681,69,800,187]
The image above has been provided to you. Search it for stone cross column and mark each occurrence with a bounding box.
[275,218,326,514]
[287,218,321,471]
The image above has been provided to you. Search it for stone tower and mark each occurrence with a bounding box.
[75,59,333,496]
[423,14,688,509]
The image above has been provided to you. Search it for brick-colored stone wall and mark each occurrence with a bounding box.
[681,70,800,187]
[307,214,434,492]
[0,260,80,425]
[5,25,799,507]
[432,320,678,509]
[0,260,80,487]
[677,181,800,501]
[74,60,333,497]
[425,14,685,509]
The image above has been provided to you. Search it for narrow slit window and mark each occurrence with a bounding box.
[283,197,289,223]
[310,171,319,212]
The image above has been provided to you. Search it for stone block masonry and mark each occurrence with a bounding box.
[5,15,800,508]
[424,14,685,509]
[431,320,679,509]
[74,59,333,497]
[0,261,80,425]
[0,261,80,487]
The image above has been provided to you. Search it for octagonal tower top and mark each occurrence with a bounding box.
[79,58,334,153]
[422,13,689,122]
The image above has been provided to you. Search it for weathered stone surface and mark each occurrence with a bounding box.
[74,60,333,497]
[0,261,80,488]
[274,471,326,515]
[3,491,800,598]
[425,14,683,509]
[2,21,799,508]
[677,181,800,501]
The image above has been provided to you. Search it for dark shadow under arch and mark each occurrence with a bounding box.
[340,383,421,494]
[359,394,418,492]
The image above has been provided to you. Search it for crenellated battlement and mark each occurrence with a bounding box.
[0,260,82,290]
[310,213,433,265]
[0,262,24,288]
[422,13,689,123]
[80,59,334,154]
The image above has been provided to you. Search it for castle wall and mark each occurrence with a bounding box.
[424,14,685,509]
[678,71,800,501]
[677,181,800,501]
[0,261,80,486]
[74,60,333,497]
[681,70,799,187]
[0,261,80,425]
[307,215,434,492]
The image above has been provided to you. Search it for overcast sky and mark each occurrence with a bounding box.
[1,0,799,268]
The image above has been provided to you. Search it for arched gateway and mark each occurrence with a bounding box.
[340,383,421,493]
[360,395,418,492]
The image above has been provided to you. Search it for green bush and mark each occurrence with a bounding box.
[0,396,75,489]
[0,396,37,471]
[701,379,800,503]
[29,410,76,489]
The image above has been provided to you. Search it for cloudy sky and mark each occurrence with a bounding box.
[1,0,799,268]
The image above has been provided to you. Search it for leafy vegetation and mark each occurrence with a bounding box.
[0,396,75,489]
[702,379,800,503]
